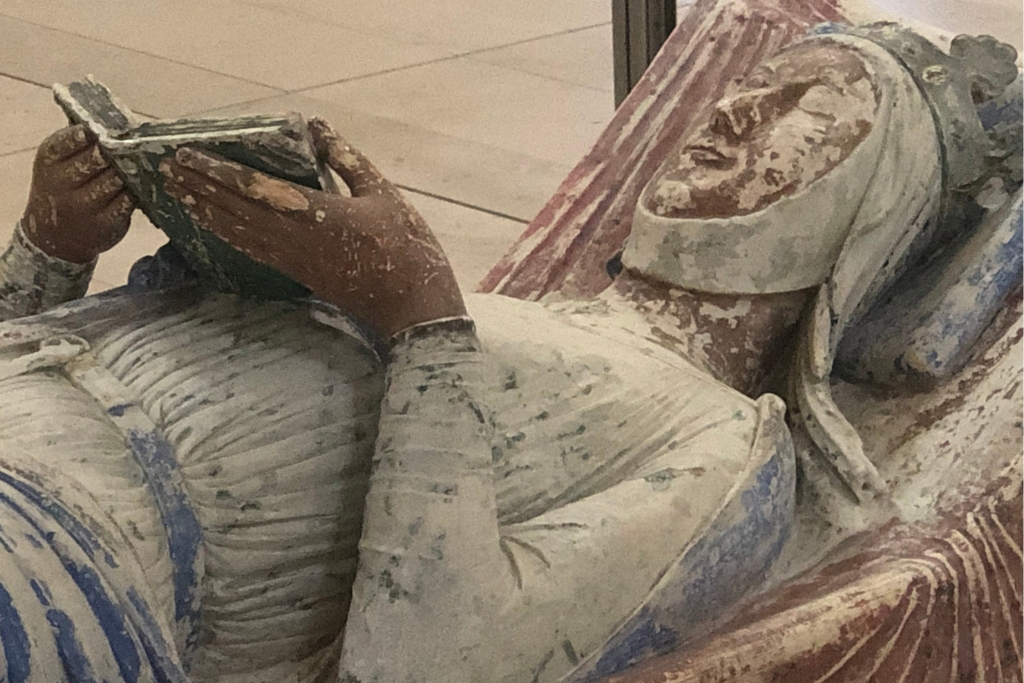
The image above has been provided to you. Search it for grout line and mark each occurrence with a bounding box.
[0,12,289,93]
[0,69,155,119]
[396,184,530,224]
[290,21,611,93]
[462,21,611,57]
[458,58,613,95]
[185,93,297,119]
[1,9,610,100]
[232,0,609,57]
[291,54,473,94]
[0,71,52,89]
[0,63,274,123]
[0,144,38,158]
[458,23,615,94]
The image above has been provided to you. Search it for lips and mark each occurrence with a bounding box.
[684,144,737,168]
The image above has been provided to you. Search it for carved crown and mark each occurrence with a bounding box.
[812,22,1022,199]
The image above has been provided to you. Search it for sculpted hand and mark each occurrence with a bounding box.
[22,125,135,264]
[159,118,465,341]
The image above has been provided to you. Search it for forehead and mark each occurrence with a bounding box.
[757,41,872,85]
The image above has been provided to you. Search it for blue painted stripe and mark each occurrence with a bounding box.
[125,429,203,654]
[45,608,102,683]
[0,522,15,554]
[29,578,51,606]
[0,580,32,683]
[0,484,143,683]
[5,493,188,683]
[126,588,190,683]
[898,197,1021,376]
[585,419,795,680]
[0,469,116,568]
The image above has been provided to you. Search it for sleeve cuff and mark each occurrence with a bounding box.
[13,221,98,277]
[309,301,479,364]
[0,222,97,314]
[387,317,481,365]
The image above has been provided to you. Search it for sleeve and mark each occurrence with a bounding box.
[0,222,96,321]
[0,450,189,683]
[339,318,516,683]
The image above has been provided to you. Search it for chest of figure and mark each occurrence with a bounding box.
[468,293,762,524]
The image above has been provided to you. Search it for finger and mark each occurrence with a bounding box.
[94,193,135,235]
[39,125,93,165]
[307,118,391,198]
[64,145,113,186]
[99,188,135,215]
[78,168,125,207]
[175,192,277,269]
[164,175,282,253]
[171,148,323,214]
[307,117,339,160]
[162,163,263,224]
[165,163,334,291]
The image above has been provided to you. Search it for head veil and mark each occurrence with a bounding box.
[791,33,945,499]
[624,32,945,500]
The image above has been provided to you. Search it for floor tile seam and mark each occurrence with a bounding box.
[182,93,300,119]
[288,21,612,94]
[456,19,615,94]
[0,69,162,119]
[0,12,290,93]
[190,94,577,205]
[460,21,612,57]
[2,139,531,224]
[458,55,614,94]
[0,70,53,89]
[396,184,530,224]
[0,9,459,96]
[289,53,472,94]
[0,145,39,158]
[229,0,609,57]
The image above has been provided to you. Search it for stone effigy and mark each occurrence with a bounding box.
[0,4,1020,683]
[0,122,799,682]
[482,0,1023,679]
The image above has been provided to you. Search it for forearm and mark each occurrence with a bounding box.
[340,319,513,682]
[0,221,95,321]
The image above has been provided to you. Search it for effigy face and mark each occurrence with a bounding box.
[646,41,878,219]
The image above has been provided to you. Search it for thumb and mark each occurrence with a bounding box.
[308,118,393,198]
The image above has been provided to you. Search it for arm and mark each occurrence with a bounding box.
[340,321,514,681]
[0,125,135,320]
[161,124,513,680]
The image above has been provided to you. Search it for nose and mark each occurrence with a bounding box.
[709,82,810,141]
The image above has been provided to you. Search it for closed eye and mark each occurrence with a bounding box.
[799,108,837,122]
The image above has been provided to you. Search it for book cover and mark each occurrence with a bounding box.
[54,77,337,299]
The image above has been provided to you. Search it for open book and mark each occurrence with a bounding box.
[54,77,337,299]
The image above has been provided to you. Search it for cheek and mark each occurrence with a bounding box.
[761,113,843,169]
[759,129,814,173]
[650,181,694,215]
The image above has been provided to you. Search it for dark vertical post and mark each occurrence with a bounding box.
[612,0,677,107]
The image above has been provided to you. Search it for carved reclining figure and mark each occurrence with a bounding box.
[0,14,1019,683]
